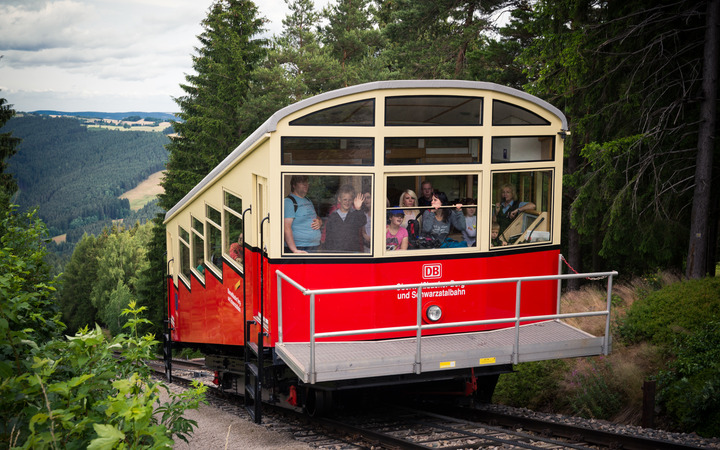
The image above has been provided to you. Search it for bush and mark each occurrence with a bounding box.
[493,360,569,410]
[0,207,206,448]
[617,277,720,347]
[2,302,207,448]
[656,320,720,437]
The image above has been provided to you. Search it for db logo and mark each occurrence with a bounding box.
[423,263,442,279]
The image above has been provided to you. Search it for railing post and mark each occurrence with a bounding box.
[309,293,316,384]
[415,287,422,374]
[277,272,283,343]
[557,254,563,315]
[604,275,614,355]
[514,280,522,365]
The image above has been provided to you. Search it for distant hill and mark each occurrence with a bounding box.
[2,114,167,239]
[31,110,177,121]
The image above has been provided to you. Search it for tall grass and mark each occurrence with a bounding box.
[493,271,682,425]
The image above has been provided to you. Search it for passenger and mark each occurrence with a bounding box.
[324,184,366,252]
[196,257,205,275]
[421,192,465,244]
[386,210,409,250]
[284,175,322,253]
[460,198,477,246]
[418,180,434,207]
[229,233,243,263]
[493,183,536,232]
[361,189,372,252]
[398,189,421,229]
[491,221,508,247]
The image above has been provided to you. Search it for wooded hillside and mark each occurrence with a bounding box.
[2,114,168,238]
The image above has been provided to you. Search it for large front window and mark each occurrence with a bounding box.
[386,174,478,250]
[491,170,553,247]
[283,174,372,255]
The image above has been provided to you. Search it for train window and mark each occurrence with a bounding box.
[223,191,243,270]
[385,137,481,165]
[178,225,191,284]
[491,136,554,162]
[289,99,374,126]
[191,216,205,280]
[386,174,478,251]
[282,137,373,165]
[283,173,372,255]
[492,100,550,125]
[205,205,222,275]
[385,96,482,126]
[491,170,552,247]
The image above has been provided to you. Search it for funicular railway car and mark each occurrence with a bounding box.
[164,80,617,422]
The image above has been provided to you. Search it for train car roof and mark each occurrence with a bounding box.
[164,80,568,222]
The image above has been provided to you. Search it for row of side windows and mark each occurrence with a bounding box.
[177,191,244,286]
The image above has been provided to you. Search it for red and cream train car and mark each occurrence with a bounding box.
[164,80,615,421]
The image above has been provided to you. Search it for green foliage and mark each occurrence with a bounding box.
[0,207,63,381]
[656,320,720,437]
[0,207,206,447]
[0,95,21,215]
[2,302,207,448]
[59,222,154,337]
[493,360,568,410]
[617,277,720,347]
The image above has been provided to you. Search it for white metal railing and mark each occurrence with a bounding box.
[276,258,617,384]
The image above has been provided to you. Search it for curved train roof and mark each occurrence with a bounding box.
[164,80,568,222]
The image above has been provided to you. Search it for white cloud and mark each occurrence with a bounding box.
[0,0,332,112]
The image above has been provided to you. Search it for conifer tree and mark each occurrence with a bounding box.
[161,0,267,210]
[320,0,387,86]
[0,94,20,215]
[140,0,267,335]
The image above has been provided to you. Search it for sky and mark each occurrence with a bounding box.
[0,0,330,113]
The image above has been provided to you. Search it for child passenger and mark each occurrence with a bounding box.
[386,210,409,250]
[324,184,366,252]
[491,221,507,247]
[460,198,477,246]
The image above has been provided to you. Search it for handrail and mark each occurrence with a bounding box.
[276,265,618,384]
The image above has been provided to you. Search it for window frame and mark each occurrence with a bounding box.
[223,190,244,273]
[385,95,484,126]
[489,168,555,250]
[190,215,205,282]
[178,225,191,288]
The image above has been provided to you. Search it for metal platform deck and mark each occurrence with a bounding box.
[275,320,608,384]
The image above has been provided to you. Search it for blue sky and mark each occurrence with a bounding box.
[0,0,331,113]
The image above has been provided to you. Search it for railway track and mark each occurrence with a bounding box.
[148,359,716,449]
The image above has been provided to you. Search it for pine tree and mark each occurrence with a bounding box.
[0,95,21,215]
[161,0,267,210]
[140,0,267,336]
[320,0,387,86]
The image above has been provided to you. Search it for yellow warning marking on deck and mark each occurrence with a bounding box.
[439,361,456,369]
[479,357,496,365]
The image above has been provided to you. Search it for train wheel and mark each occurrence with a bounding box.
[304,388,333,417]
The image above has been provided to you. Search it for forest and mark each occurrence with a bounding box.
[0,0,718,446]
[2,114,167,238]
